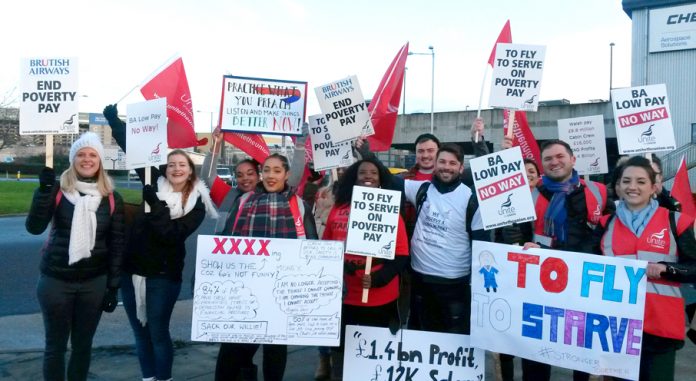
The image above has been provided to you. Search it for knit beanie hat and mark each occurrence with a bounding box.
[69,132,105,164]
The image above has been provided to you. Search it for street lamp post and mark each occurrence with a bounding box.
[408,46,435,133]
[609,42,615,97]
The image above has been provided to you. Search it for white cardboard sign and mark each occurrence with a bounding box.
[557,115,608,175]
[469,146,536,230]
[611,84,675,155]
[344,325,485,381]
[308,114,354,171]
[315,75,374,143]
[345,186,401,259]
[470,241,647,380]
[19,57,79,135]
[192,235,345,346]
[489,43,546,112]
[125,98,168,169]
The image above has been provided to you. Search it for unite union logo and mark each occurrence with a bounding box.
[647,228,668,249]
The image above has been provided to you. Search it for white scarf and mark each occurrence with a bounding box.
[133,177,219,326]
[62,181,104,265]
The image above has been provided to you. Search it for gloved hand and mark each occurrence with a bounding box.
[102,104,119,122]
[39,167,56,192]
[102,288,119,313]
[143,184,159,206]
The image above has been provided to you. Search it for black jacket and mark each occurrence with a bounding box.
[26,186,125,288]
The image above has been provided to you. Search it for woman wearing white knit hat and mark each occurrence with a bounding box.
[26,131,125,381]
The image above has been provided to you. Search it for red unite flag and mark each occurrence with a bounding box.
[671,156,696,217]
[503,110,543,174]
[140,58,207,148]
[367,42,409,152]
[488,20,512,66]
[222,132,270,165]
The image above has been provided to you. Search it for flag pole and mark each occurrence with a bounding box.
[474,64,490,143]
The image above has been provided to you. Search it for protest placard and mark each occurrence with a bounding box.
[19,57,79,135]
[192,235,344,346]
[489,43,546,112]
[344,325,485,381]
[345,186,401,259]
[220,75,307,136]
[315,75,374,143]
[558,115,608,175]
[470,241,647,380]
[308,114,354,171]
[611,84,675,155]
[469,146,536,230]
[125,98,168,169]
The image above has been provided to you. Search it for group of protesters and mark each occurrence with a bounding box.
[26,103,696,381]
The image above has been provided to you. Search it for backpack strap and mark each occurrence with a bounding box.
[415,182,431,219]
[56,191,115,216]
[289,195,306,238]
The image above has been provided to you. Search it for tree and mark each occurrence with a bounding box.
[0,88,19,150]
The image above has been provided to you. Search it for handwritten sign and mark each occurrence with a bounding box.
[19,57,79,135]
[489,44,546,112]
[344,325,485,381]
[558,115,608,175]
[346,186,401,259]
[315,75,374,143]
[470,241,647,380]
[308,114,354,171]
[469,147,536,230]
[611,84,675,154]
[125,98,168,169]
[192,235,344,346]
[220,75,307,136]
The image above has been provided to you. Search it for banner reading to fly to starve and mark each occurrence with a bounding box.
[19,57,79,135]
[308,114,353,171]
[470,241,647,380]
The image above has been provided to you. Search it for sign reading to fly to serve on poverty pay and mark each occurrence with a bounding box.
[125,98,168,169]
[308,114,354,171]
[220,75,307,136]
[315,75,374,143]
[346,186,401,259]
[558,115,608,175]
[611,84,675,155]
[489,43,546,112]
[19,57,79,135]
[469,146,535,230]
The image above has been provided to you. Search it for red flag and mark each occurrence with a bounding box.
[140,58,206,148]
[671,156,696,217]
[503,110,543,173]
[222,132,270,164]
[488,20,512,66]
[367,42,409,152]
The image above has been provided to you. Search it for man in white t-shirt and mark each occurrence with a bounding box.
[404,143,489,334]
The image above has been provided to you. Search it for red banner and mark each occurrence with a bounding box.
[671,156,696,217]
[503,110,543,173]
[367,42,409,152]
[140,58,206,148]
[222,132,270,164]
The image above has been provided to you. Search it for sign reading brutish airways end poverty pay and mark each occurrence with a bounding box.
[346,186,401,259]
[125,98,168,169]
[469,146,536,230]
[192,235,344,346]
[470,241,647,380]
[19,57,79,135]
[315,75,374,143]
[489,43,546,112]
[308,114,354,171]
[220,75,307,136]
[611,84,675,155]
[558,115,608,175]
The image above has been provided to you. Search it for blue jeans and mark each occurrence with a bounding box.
[121,274,181,380]
[37,274,107,381]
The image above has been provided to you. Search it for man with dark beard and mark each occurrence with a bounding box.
[403,143,489,334]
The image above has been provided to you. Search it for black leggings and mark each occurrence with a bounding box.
[215,342,287,381]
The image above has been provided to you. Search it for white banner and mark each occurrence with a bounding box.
[489,44,546,112]
[557,115,608,175]
[192,235,344,346]
[344,325,485,381]
[470,241,647,380]
[125,98,168,169]
[611,84,675,155]
[220,75,307,136]
[649,3,696,53]
[346,186,401,259]
[469,147,536,230]
[19,57,79,135]
[315,75,374,143]
[308,114,354,171]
